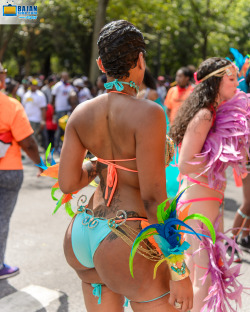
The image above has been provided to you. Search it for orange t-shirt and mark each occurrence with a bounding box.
[164,85,193,124]
[0,92,33,170]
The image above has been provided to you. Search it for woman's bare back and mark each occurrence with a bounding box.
[69,92,165,219]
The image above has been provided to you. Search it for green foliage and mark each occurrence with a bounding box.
[2,0,250,78]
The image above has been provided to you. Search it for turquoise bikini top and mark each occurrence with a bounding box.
[104,79,139,93]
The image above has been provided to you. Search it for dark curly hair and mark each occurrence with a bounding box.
[170,57,232,145]
[143,68,157,90]
[97,20,146,79]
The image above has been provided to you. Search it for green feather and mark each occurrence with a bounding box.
[45,143,52,167]
[157,198,170,223]
[169,185,191,211]
[182,213,216,244]
[129,229,158,278]
[65,202,75,217]
[53,196,63,214]
[157,185,192,222]
[51,187,59,201]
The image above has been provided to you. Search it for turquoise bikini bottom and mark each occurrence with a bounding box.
[71,211,171,306]
[71,211,112,268]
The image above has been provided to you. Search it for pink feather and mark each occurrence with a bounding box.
[191,216,245,312]
[194,92,250,189]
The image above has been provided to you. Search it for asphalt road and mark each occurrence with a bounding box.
[0,158,250,312]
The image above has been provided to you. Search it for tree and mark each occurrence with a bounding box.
[0,25,19,62]
[89,0,109,83]
[2,0,250,79]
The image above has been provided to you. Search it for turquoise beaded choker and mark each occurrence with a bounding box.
[104,79,139,93]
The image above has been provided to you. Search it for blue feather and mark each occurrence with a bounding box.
[176,230,211,238]
[35,157,47,170]
[164,218,203,241]
[51,148,56,165]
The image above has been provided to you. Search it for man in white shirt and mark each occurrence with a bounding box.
[73,78,92,102]
[51,72,73,153]
[22,79,47,145]
[16,78,29,102]
[41,76,56,104]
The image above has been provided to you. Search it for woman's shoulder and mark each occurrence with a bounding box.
[136,96,165,115]
[193,107,213,121]
[187,107,213,131]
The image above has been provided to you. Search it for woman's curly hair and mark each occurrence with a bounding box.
[170,57,232,145]
[97,20,146,79]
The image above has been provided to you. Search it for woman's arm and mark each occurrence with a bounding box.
[178,108,213,175]
[58,110,97,194]
[136,102,193,311]
[135,104,168,224]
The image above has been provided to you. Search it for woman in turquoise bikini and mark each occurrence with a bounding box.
[60,20,192,312]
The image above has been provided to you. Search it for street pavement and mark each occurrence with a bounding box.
[1,158,250,311]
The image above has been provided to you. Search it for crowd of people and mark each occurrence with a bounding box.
[3,65,197,156]
[1,19,250,312]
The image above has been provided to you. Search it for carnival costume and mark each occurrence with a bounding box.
[38,79,216,307]
[227,48,250,93]
[178,64,250,311]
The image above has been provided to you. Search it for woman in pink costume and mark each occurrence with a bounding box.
[170,57,250,312]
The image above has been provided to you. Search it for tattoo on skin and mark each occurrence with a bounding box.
[85,161,97,183]
[191,110,213,134]
[106,210,142,242]
[107,232,118,241]
[96,162,107,193]
[94,162,144,242]
[108,192,122,213]
[96,161,122,211]
[95,193,122,216]
[95,204,108,218]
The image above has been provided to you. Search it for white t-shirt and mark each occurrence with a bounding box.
[78,87,92,103]
[16,86,26,102]
[52,81,73,112]
[22,90,47,123]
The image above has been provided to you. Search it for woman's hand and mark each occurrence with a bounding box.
[169,277,193,312]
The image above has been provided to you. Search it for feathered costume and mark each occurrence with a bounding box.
[176,90,250,311]
[193,91,250,190]
[227,48,250,93]
[197,216,243,312]
[129,188,216,281]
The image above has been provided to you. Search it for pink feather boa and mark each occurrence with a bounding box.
[194,91,250,189]
[192,216,244,312]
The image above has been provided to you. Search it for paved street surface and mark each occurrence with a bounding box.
[1,158,250,311]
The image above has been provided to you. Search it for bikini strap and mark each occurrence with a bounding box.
[97,158,137,207]
[91,283,102,304]
[125,290,170,306]
[185,175,224,197]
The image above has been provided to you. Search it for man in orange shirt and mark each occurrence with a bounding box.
[0,64,42,279]
[164,67,193,124]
